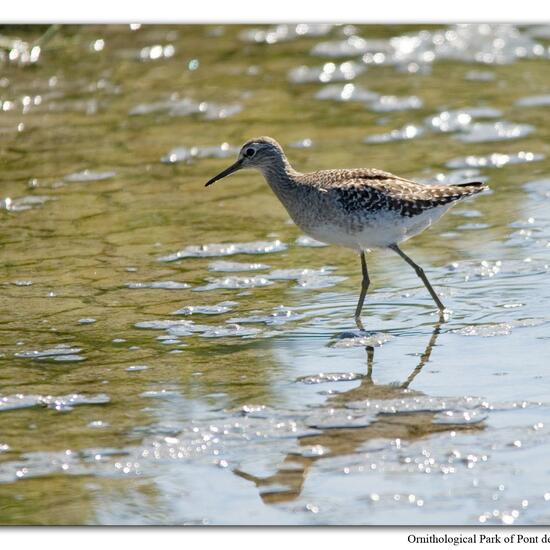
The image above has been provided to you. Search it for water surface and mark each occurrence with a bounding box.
[1,24,550,525]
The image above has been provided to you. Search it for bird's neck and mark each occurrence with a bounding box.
[259,157,301,197]
[257,158,312,226]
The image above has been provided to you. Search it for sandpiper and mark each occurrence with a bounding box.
[205,137,488,320]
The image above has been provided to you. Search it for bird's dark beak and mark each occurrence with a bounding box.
[205,158,243,187]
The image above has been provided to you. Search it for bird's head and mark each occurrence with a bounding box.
[205,136,285,187]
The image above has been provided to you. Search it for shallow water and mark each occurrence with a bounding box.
[1,23,550,525]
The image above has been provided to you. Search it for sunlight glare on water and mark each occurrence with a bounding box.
[1,23,550,525]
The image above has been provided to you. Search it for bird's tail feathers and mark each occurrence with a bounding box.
[452,181,489,197]
[454,181,486,188]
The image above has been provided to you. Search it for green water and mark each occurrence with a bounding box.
[1,24,550,525]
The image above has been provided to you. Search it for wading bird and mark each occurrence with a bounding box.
[205,137,488,322]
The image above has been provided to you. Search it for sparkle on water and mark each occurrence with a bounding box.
[1,23,550,526]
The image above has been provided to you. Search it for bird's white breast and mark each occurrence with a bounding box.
[303,205,452,250]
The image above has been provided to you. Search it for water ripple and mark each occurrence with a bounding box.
[314,83,379,103]
[365,124,425,144]
[452,318,545,337]
[193,276,272,292]
[126,281,191,290]
[0,393,109,413]
[516,95,550,107]
[297,372,364,384]
[425,107,501,134]
[1,195,52,212]
[229,306,308,326]
[289,61,365,84]
[330,332,395,348]
[359,25,546,70]
[454,121,534,143]
[267,267,346,289]
[295,235,328,248]
[64,170,116,183]
[368,95,423,113]
[130,96,242,120]
[446,151,544,169]
[172,301,237,315]
[240,24,333,44]
[158,240,287,262]
[208,260,270,272]
[14,345,85,362]
[161,143,238,164]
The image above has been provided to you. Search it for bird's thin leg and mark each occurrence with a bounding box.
[354,251,370,323]
[389,244,445,312]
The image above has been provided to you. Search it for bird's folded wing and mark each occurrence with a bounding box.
[327,174,485,217]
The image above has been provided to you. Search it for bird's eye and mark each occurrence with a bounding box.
[244,147,255,158]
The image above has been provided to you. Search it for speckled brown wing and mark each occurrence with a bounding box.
[300,169,487,218]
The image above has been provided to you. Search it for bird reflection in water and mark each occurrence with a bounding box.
[234,315,485,505]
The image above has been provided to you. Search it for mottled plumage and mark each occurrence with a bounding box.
[205,136,489,320]
[295,168,485,217]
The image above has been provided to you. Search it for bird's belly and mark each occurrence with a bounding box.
[303,206,451,250]
[303,223,362,250]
